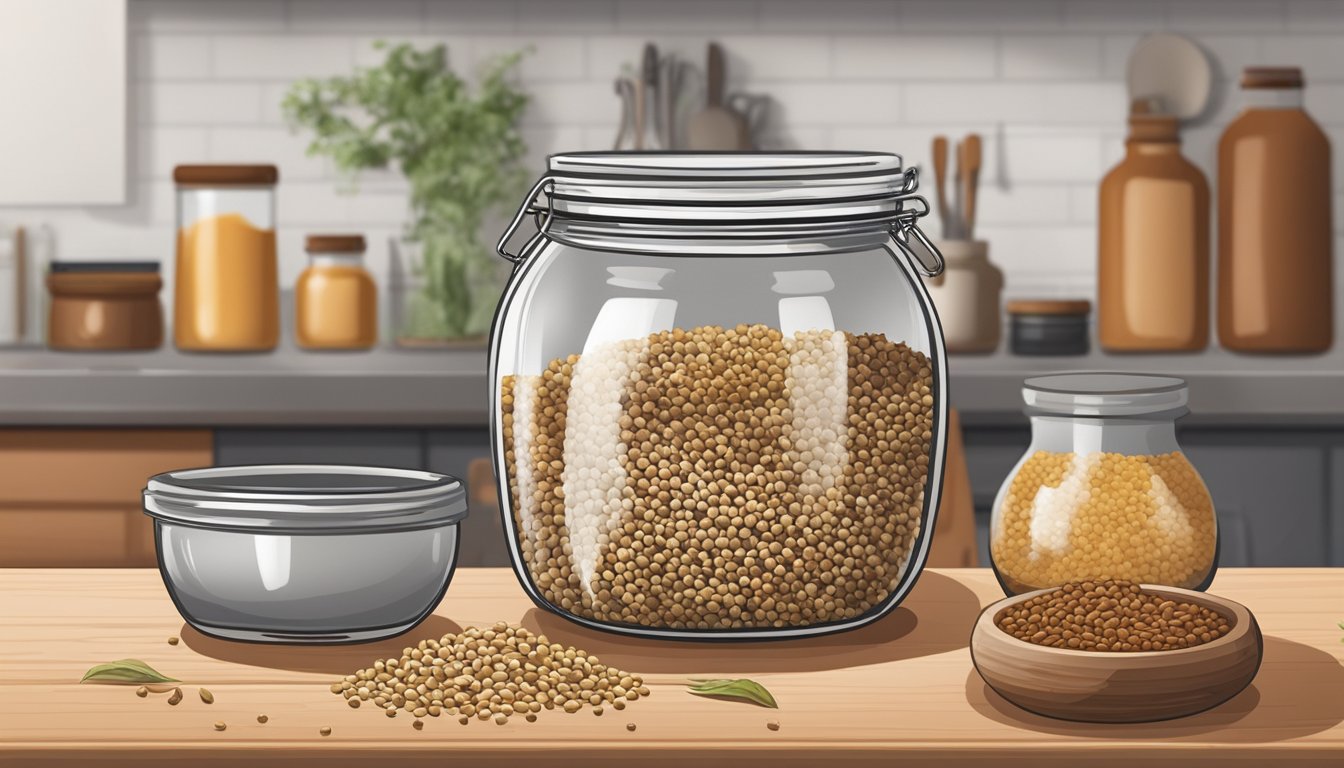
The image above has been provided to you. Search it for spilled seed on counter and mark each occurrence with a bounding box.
[199,687,214,704]
[167,688,183,706]
[331,622,649,725]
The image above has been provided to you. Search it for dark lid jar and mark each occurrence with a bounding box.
[47,261,162,351]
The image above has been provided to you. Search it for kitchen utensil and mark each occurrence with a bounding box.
[493,152,947,640]
[926,239,1002,354]
[932,137,950,238]
[727,93,770,150]
[1127,33,1212,121]
[687,43,749,151]
[1218,67,1333,353]
[14,226,24,341]
[660,53,683,149]
[144,464,467,644]
[1006,299,1091,356]
[952,139,964,240]
[960,134,982,240]
[613,77,636,150]
[972,584,1261,722]
[636,43,662,151]
[46,261,163,351]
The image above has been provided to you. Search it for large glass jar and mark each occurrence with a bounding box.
[489,152,948,639]
[990,373,1217,596]
[174,165,279,352]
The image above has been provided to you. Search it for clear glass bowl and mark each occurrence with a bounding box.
[989,373,1218,595]
[489,152,949,639]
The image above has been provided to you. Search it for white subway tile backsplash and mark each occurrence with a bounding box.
[769,82,903,125]
[423,0,518,32]
[899,0,1065,32]
[1287,1,1344,32]
[517,1,617,33]
[18,0,1344,301]
[1062,1,1166,31]
[759,1,899,32]
[903,82,1127,124]
[133,35,212,81]
[213,36,355,80]
[717,37,833,82]
[1306,84,1344,124]
[139,83,263,125]
[834,36,997,81]
[1263,35,1344,81]
[130,0,286,33]
[1168,1,1286,33]
[210,127,328,181]
[615,0,758,32]
[1001,135,1103,181]
[288,0,426,33]
[138,127,209,179]
[1001,36,1102,79]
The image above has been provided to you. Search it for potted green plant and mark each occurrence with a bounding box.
[283,43,528,344]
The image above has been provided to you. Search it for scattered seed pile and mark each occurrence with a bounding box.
[500,324,936,630]
[991,451,1216,594]
[331,623,649,724]
[997,579,1232,652]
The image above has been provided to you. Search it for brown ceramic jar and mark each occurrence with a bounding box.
[47,262,163,351]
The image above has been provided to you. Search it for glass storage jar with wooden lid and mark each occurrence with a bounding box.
[296,234,378,350]
[174,164,279,352]
[989,373,1217,596]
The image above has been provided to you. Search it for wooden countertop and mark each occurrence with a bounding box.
[3,568,1342,766]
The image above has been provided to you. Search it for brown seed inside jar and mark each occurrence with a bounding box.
[996,579,1232,652]
[501,324,935,630]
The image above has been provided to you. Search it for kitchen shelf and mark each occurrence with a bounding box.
[1,343,1343,427]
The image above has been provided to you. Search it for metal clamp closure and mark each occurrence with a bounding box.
[890,167,945,278]
[496,176,555,263]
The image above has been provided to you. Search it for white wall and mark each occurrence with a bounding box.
[2,0,1342,306]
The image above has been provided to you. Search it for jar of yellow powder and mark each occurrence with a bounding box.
[173,165,279,352]
[989,373,1217,595]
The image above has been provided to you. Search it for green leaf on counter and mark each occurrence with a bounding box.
[80,659,179,685]
[687,678,779,708]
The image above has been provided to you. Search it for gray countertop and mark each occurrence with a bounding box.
[0,342,1341,428]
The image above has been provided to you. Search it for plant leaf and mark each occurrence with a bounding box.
[80,659,179,686]
[687,678,779,709]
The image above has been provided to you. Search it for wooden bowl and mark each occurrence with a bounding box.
[970,584,1263,723]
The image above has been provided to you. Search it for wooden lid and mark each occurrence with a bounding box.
[1128,113,1179,142]
[1241,67,1303,89]
[305,234,367,253]
[173,165,279,185]
[1006,299,1092,316]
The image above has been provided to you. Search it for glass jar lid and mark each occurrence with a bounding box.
[144,465,467,534]
[1023,373,1188,418]
[545,151,911,223]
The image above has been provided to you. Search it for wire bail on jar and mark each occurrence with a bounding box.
[496,162,945,279]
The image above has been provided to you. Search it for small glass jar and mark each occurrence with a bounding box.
[491,152,948,640]
[296,234,378,350]
[989,373,1217,595]
[173,165,279,352]
[46,261,163,351]
[1007,299,1091,356]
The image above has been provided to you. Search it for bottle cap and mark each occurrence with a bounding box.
[1241,67,1303,89]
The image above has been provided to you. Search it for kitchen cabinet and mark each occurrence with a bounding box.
[0,429,212,567]
[963,426,1338,567]
[213,429,425,469]
[5,567,1343,765]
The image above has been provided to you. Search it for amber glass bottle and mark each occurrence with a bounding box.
[1218,67,1333,353]
[1098,113,1209,352]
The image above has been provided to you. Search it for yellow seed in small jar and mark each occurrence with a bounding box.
[990,451,1216,593]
